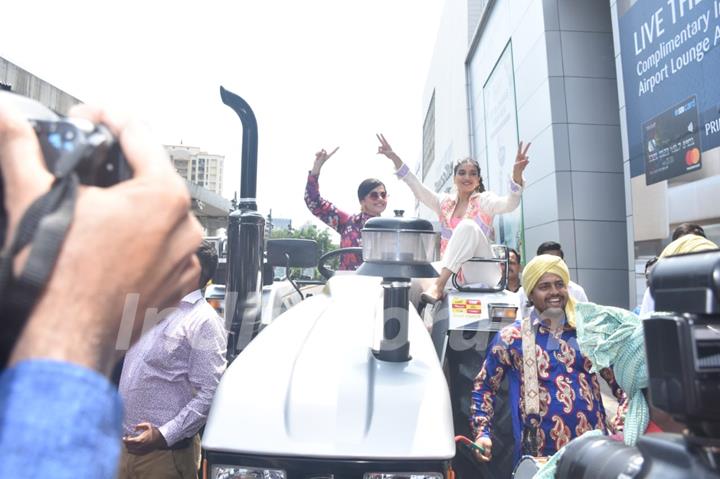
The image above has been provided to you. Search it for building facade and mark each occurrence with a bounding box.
[1,56,81,114]
[421,0,719,309]
[166,144,225,196]
[2,56,231,235]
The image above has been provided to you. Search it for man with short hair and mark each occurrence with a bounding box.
[471,255,625,465]
[506,248,521,293]
[638,233,718,316]
[671,222,706,241]
[118,240,227,479]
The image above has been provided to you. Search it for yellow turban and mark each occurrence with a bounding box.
[660,234,718,258]
[522,254,577,327]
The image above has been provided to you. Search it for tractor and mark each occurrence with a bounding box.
[201,87,520,479]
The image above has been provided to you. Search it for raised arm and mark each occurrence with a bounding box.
[376,133,441,214]
[512,141,530,186]
[310,146,339,177]
[304,147,351,232]
[482,141,531,215]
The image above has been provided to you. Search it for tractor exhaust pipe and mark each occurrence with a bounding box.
[220,86,265,362]
[220,86,258,211]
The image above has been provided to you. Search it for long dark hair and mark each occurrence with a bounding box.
[453,157,485,193]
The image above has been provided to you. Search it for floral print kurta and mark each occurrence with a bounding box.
[304,172,373,270]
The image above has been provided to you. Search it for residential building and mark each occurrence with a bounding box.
[166,144,225,196]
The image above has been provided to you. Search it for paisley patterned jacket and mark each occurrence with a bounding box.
[470,310,627,463]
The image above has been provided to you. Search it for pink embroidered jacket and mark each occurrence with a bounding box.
[395,164,523,254]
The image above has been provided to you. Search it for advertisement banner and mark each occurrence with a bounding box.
[618,0,720,243]
[620,0,720,179]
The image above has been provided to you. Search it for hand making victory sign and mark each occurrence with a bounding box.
[376,133,404,170]
[512,141,531,186]
[310,146,340,176]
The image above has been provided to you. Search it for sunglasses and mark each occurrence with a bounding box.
[367,191,388,200]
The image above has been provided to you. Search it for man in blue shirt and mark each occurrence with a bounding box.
[0,101,203,478]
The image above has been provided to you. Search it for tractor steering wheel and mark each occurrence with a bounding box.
[318,247,363,280]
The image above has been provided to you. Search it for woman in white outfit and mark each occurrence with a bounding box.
[376,134,530,302]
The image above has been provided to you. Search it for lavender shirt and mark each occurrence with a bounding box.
[119,290,227,446]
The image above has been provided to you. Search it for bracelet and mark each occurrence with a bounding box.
[395,163,410,179]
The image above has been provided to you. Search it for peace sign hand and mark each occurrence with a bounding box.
[311,146,339,175]
[376,133,403,169]
[512,141,531,185]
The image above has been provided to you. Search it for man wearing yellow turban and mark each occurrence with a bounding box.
[470,255,626,468]
[520,254,577,327]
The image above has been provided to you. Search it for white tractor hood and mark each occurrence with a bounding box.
[202,274,455,460]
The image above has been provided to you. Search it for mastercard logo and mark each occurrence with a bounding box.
[685,148,701,166]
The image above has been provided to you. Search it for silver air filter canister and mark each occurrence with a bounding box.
[357,216,440,362]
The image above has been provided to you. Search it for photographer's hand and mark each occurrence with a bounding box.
[0,102,202,376]
[0,102,54,270]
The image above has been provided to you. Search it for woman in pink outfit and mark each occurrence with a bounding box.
[376,134,530,302]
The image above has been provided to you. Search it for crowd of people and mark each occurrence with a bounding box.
[1,92,718,479]
[475,223,717,477]
[302,133,719,475]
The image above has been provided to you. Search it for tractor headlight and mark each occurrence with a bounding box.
[363,473,443,479]
[211,465,286,479]
[488,304,518,322]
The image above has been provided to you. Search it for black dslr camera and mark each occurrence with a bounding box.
[0,91,131,239]
[555,250,720,478]
[0,91,131,366]
[1,91,130,182]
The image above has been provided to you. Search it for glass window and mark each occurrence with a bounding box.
[422,92,436,180]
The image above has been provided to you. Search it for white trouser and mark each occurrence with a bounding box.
[441,219,500,287]
[408,219,499,309]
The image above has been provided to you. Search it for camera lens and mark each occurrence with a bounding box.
[557,434,644,479]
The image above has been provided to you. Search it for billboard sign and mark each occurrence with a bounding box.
[619,0,720,180]
[618,0,720,247]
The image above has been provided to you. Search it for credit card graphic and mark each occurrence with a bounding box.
[643,96,702,185]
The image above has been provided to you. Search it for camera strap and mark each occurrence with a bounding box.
[520,314,542,457]
[0,145,90,367]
